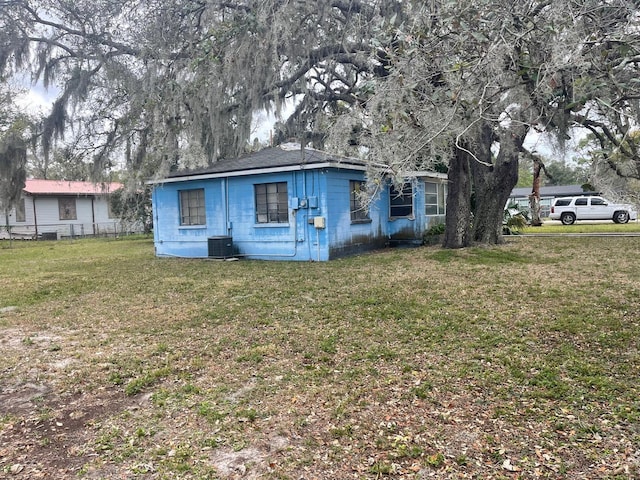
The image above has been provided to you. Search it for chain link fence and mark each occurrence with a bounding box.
[0,221,145,240]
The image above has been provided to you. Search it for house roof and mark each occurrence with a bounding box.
[509,184,598,199]
[151,144,446,185]
[156,145,367,184]
[24,179,122,196]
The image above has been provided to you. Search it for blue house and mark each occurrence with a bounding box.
[149,145,447,261]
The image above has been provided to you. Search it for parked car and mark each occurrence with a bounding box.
[549,196,638,225]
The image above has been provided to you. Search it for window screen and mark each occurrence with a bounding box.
[179,189,206,225]
[255,182,288,223]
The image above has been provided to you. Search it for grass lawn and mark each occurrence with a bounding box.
[0,236,638,479]
[522,220,640,234]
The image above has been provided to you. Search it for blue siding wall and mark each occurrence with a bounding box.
[152,169,446,261]
[324,170,386,258]
[154,170,334,261]
[153,178,227,258]
[230,170,322,260]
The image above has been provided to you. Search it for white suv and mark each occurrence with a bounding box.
[550,196,638,225]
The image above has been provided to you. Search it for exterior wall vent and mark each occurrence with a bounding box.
[208,236,233,259]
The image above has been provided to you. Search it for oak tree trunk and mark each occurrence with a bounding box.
[466,123,517,245]
[443,145,473,249]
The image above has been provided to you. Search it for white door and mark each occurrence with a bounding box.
[588,197,609,219]
[573,197,589,219]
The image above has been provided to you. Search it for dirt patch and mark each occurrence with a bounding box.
[0,383,52,414]
[208,435,290,479]
[0,384,132,478]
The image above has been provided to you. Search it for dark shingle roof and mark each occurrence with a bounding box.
[167,145,365,179]
[510,184,598,198]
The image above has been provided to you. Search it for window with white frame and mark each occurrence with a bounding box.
[58,197,77,220]
[389,183,413,218]
[425,181,446,215]
[255,182,288,223]
[350,180,370,222]
[179,188,206,225]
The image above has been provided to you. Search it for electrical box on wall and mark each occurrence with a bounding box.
[308,196,318,208]
[290,197,312,209]
[313,216,326,229]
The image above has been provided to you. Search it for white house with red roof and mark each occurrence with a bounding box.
[2,179,133,240]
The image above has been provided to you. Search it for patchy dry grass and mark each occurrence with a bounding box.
[0,235,639,479]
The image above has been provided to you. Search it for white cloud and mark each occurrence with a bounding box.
[15,82,57,115]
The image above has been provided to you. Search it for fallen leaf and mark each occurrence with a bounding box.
[502,459,520,472]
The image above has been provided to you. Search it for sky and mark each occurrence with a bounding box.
[15,82,56,115]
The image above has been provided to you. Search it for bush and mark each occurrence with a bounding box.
[423,223,445,245]
[425,223,445,236]
[503,204,530,235]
